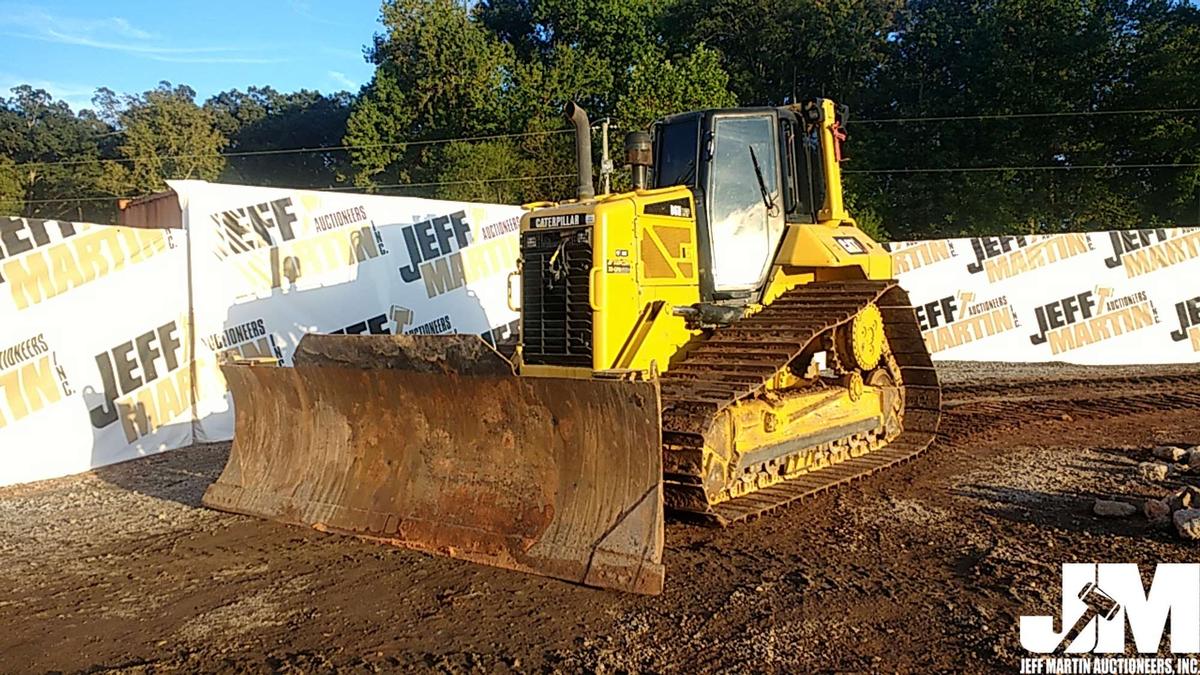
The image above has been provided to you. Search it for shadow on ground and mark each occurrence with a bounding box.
[92,443,230,508]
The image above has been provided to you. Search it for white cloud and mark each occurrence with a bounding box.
[328,70,357,90]
[95,16,155,41]
[291,0,354,28]
[0,4,286,64]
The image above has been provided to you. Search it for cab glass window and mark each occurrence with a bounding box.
[654,118,699,188]
[707,115,784,289]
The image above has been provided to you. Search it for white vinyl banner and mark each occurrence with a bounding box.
[4,180,1198,489]
[889,229,1200,364]
[0,218,192,486]
[170,180,524,443]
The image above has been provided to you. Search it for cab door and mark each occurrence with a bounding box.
[705,113,785,293]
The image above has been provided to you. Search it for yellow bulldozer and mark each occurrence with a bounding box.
[202,99,941,595]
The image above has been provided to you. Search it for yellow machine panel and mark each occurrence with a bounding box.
[518,187,701,376]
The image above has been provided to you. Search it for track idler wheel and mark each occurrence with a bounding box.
[843,370,864,401]
[837,303,885,371]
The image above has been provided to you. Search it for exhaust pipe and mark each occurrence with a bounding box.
[563,102,595,201]
[625,131,652,190]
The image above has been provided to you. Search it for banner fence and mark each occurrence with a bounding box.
[887,229,1200,364]
[1,181,1196,486]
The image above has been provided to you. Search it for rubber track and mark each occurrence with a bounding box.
[659,280,942,525]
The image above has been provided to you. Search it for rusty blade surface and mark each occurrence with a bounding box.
[202,339,664,595]
[292,333,515,376]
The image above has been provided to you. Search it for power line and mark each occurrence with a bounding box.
[845,162,1200,174]
[325,173,575,191]
[11,107,1197,171]
[12,161,1199,207]
[5,195,124,206]
[12,127,579,169]
[9,172,577,205]
[852,107,1200,124]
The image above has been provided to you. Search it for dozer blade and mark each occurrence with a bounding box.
[202,334,665,595]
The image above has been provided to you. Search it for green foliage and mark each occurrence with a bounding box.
[848,0,1200,237]
[524,0,669,80]
[349,0,737,201]
[99,83,227,196]
[345,0,514,189]
[0,155,23,215]
[615,47,737,129]
[0,85,113,221]
[477,0,670,92]
[436,139,544,203]
[0,0,1197,233]
[665,0,901,107]
[345,69,415,187]
[204,87,353,188]
[843,187,888,241]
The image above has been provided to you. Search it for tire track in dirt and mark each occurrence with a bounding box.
[938,372,1200,450]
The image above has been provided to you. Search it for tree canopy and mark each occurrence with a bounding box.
[95,83,228,197]
[0,85,111,221]
[0,0,1197,237]
[204,86,354,189]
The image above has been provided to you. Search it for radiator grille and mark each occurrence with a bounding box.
[521,228,593,367]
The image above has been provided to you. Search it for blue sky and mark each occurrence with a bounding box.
[0,1,383,111]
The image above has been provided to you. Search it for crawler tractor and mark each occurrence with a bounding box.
[203,99,942,594]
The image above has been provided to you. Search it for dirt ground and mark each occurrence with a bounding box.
[3,361,1200,674]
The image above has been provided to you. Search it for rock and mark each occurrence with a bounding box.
[1139,462,1172,481]
[1174,509,1200,540]
[1187,449,1200,472]
[1153,445,1188,463]
[1167,486,1200,512]
[1094,499,1137,518]
[1145,498,1172,524]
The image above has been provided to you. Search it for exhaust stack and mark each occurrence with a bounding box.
[564,102,595,201]
[625,131,652,190]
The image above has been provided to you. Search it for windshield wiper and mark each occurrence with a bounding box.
[748,146,777,216]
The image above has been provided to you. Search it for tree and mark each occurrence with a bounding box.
[616,46,737,129]
[345,0,514,189]
[0,86,114,221]
[434,139,537,203]
[477,0,670,96]
[349,0,738,202]
[443,44,614,203]
[665,0,902,107]
[847,0,1199,238]
[99,83,228,196]
[205,86,353,189]
[0,155,23,215]
[1110,0,1200,227]
[0,1,1197,232]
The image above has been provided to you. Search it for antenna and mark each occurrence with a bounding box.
[600,118,613,194]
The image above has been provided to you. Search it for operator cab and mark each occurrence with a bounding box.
[639,101,847,303]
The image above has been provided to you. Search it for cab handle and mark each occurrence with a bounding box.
[588,267,603,311]
[506,269,521,312]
